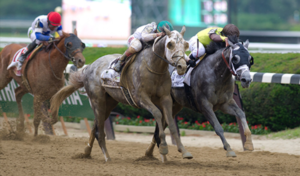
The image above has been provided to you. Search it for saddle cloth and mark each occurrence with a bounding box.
[7,47,28,76]
[171,59,201,87]
[101,58,121,87]
[7,44,42,77]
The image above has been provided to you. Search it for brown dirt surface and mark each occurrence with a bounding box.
[0,135,300,176]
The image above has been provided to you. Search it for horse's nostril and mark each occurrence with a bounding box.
[177,65,182,69]
[78,59,82,63]
[241,78,246,82]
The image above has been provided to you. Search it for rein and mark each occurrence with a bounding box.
[221,47,237,76]
[48,48,63,80]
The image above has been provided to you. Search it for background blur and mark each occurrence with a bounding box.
[1,0,300,42]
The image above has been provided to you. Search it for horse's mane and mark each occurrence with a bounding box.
[205,35,239,55]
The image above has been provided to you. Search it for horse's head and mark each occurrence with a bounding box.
[63,29,86,68]
[163,26,189,75]
[226,36,254,88]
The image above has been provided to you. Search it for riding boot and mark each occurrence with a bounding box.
[114,50,132,72]
[19,40,37,65]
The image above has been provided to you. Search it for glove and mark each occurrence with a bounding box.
[189,54,197,60]
[187,60,196,67]
[49,37,56,42]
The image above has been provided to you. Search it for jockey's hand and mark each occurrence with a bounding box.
[42,41,49,46]
[156,32,164,37]
[49,37,56,43]
[225,37,229,47]
[187,60,196,67]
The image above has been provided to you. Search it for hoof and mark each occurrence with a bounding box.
[145,150,154,157]
[226,150,237,157]
[84,146,92,156]
[160,154,167,163]
[159,145,168,155]
[105,157,111,162]
[244,142,254,151]
[182,152,193,159]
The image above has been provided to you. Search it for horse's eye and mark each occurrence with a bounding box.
[232,55,240,64]
[81,42,86,49]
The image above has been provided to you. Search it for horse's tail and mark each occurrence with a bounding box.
[50,69,86,121]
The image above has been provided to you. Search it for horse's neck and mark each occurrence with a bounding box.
[212,49,233,81]
[145,37,168,72]
[48,40,69,74]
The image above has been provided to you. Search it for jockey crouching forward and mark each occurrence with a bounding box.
[186,24,240,67]
[17,11,63,69]
[113,21,174,72]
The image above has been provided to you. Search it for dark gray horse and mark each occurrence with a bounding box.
[145,36,254,158]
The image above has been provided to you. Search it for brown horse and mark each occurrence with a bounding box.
[51,26,192,162]
[0,30,86,136]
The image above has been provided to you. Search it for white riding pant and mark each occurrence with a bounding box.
[127,35,143,53]
[188,35,205,58]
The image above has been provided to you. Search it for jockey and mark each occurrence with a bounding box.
[18,11,63,68]
[186,24,240,67]
[113,21,174,72]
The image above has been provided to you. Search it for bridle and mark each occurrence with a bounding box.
[53,41,78,62]
[152,35,185,67]
[48,39,82,80]
[221,46,237,77]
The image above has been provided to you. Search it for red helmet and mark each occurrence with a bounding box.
[47,12,61,26]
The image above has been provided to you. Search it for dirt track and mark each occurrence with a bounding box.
[0,134,299,176]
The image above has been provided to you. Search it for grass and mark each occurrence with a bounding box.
[0,33,28,38]
[268,127,300,139]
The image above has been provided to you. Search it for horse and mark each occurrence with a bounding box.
[50,26,193,162]
[0,30,86,136]
[145,36,254,158]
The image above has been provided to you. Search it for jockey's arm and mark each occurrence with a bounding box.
[140,25,162,43]
[209,33,226,43]
[34,20,51,41]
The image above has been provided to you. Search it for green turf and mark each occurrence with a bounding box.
[1,46,300,73]
[268,127,300,139]
[82,47,127,64]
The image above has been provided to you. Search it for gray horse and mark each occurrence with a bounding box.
[51,27,193,162]
[145,36,254,158]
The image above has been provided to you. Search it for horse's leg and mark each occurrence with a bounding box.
[84,95,118,158]
[220,99,254,151]
[199,100,237,157]
[145,102,183,157]
[15,87,27,133]
[33,96,43,136]
[159,96,193,160]
[140,95,168,156]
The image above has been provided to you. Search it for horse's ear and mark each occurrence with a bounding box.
[163,26,171,36]
[74,28,78,36]
[180,26,186,36]
[184,41,189,51]
[244,39,249,49]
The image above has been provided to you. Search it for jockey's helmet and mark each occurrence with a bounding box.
[157,21,174,33]
[47,12,61,26]
[221,24,240,37]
